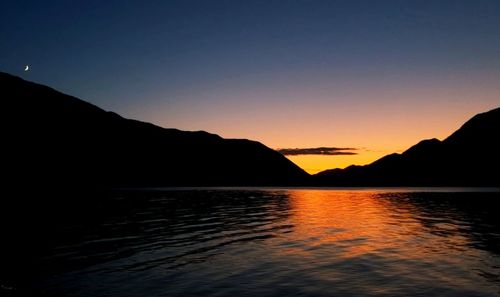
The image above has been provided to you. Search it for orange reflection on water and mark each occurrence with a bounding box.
[281,190,470,262]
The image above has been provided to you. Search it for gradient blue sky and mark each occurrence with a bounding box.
[2,0,500,172]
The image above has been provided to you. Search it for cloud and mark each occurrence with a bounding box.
[276,147,358,156]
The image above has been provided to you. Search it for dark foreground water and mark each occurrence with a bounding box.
[3,188,500,296]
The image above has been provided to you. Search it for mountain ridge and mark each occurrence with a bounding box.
[2,71,309,187]
[3,71,498,187]
[314,107,500,186]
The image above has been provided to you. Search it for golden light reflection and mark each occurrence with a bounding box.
[281,190,470,262]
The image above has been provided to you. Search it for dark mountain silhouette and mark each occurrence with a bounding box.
[314,107,500,186]
[2,72,308,187]
[3,71,498,188]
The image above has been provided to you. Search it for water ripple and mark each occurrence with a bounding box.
[4,189,500,297]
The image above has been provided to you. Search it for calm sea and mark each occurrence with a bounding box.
[3,188,500,296]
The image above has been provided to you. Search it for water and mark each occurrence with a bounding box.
[3,189,500,296]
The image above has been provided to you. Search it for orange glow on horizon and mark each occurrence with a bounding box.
[284,150,390,174]
[143,78,500,175]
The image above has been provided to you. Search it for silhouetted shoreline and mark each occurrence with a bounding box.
[3,71,499,188]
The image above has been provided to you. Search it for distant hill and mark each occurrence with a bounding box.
[2,72,308,187]
[314,107,500,186]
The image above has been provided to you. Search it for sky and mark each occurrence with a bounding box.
[2,0,500,173]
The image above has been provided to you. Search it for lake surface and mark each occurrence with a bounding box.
[4,188,500,296]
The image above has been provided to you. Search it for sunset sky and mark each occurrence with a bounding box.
[2,0,500,173]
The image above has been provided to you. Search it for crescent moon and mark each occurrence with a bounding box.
[24,65,29,71]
